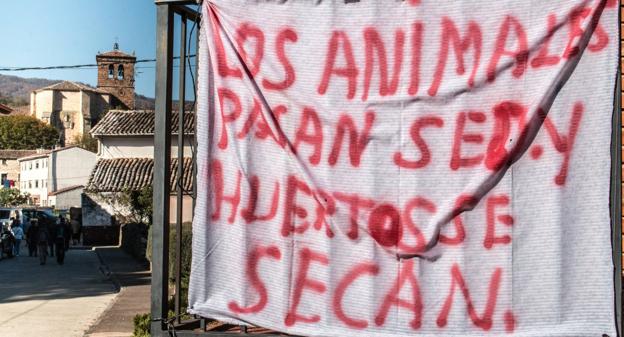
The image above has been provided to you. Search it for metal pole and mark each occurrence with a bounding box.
[152,3,173,336]
[192,5,199,218]
[175,14,187,325]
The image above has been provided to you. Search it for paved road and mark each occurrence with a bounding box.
[0,243,118,337]
[84,247,151,337]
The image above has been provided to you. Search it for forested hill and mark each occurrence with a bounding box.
[0,74,57,106]
[0,74,155,109]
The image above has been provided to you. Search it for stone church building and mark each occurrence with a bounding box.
[30,43,136,145]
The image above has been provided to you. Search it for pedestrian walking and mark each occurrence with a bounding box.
[55,218,69,265]
[37,223,49,265]
[26,219,38,257]
[60,217,71,252]
[10,220,24,257]
[47,221,55,257]
[70,218,81,246]
[11,215,21,228]
[70,207,81,246]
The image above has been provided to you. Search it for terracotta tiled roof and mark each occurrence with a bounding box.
[90,110,195,136]
[0,103,13,114]
[86,157,193,193]
[34,81,107,94]
[48,185,83,196]
[0,150,38,160]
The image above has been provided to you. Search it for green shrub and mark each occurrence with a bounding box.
[145,222,193,310]
[139,221,193,330]
[72,133,98,153]
[168,223,193,311]
[133,313,151,337]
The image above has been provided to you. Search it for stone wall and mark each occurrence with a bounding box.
[120,222,149,263]
[81,192,120,246]
[82,225,120,246]
[82,192,117,227]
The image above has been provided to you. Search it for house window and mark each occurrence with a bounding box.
[108,64,114,79]
[29,162,32,170]
[1,174,7,187]
[1,160,6,165]
[118,64,124,80]
[28,181,31,189]
[36,161,39,169]
[35,180,38,188]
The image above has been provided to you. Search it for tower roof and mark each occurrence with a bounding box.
[97,43,135,59]
[97,50,135,59]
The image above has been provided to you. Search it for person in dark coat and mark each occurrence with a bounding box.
[26,219,38,257]
[61,217,71,251]
[47,221,55,257]
[37,223,49,265]
[55,218,71,264]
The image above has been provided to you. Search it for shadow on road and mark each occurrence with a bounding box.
[0,248,117,304]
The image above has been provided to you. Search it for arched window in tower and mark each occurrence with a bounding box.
[118,64,125,80]
[108,64,114,79]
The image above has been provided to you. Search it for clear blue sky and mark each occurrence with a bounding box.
[0,0,191,98]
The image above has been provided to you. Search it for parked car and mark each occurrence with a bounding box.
[21,208,58,229]
[0,208,26,233]
[0,208,12,228]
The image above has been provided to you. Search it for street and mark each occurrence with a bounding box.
[0,244,118,337]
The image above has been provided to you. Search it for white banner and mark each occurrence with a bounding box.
[189,1,619,336]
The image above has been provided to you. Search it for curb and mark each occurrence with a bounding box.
[93,247,122,292]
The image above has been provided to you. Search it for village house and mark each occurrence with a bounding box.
[0,150,37,188]
[83,110,193,244]
[48,185,85,210]
[92,110,193,158]
[18,146,97,207]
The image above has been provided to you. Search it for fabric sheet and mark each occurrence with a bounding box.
[189,1,618,336]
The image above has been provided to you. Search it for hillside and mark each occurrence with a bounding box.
[0,74,155,109]
[0,74,58,106]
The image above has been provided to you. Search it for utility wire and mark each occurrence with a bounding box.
[0,55,196,72]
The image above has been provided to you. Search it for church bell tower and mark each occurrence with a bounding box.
[96,42,136,110]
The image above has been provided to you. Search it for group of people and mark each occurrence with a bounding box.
[12,215,72,265]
